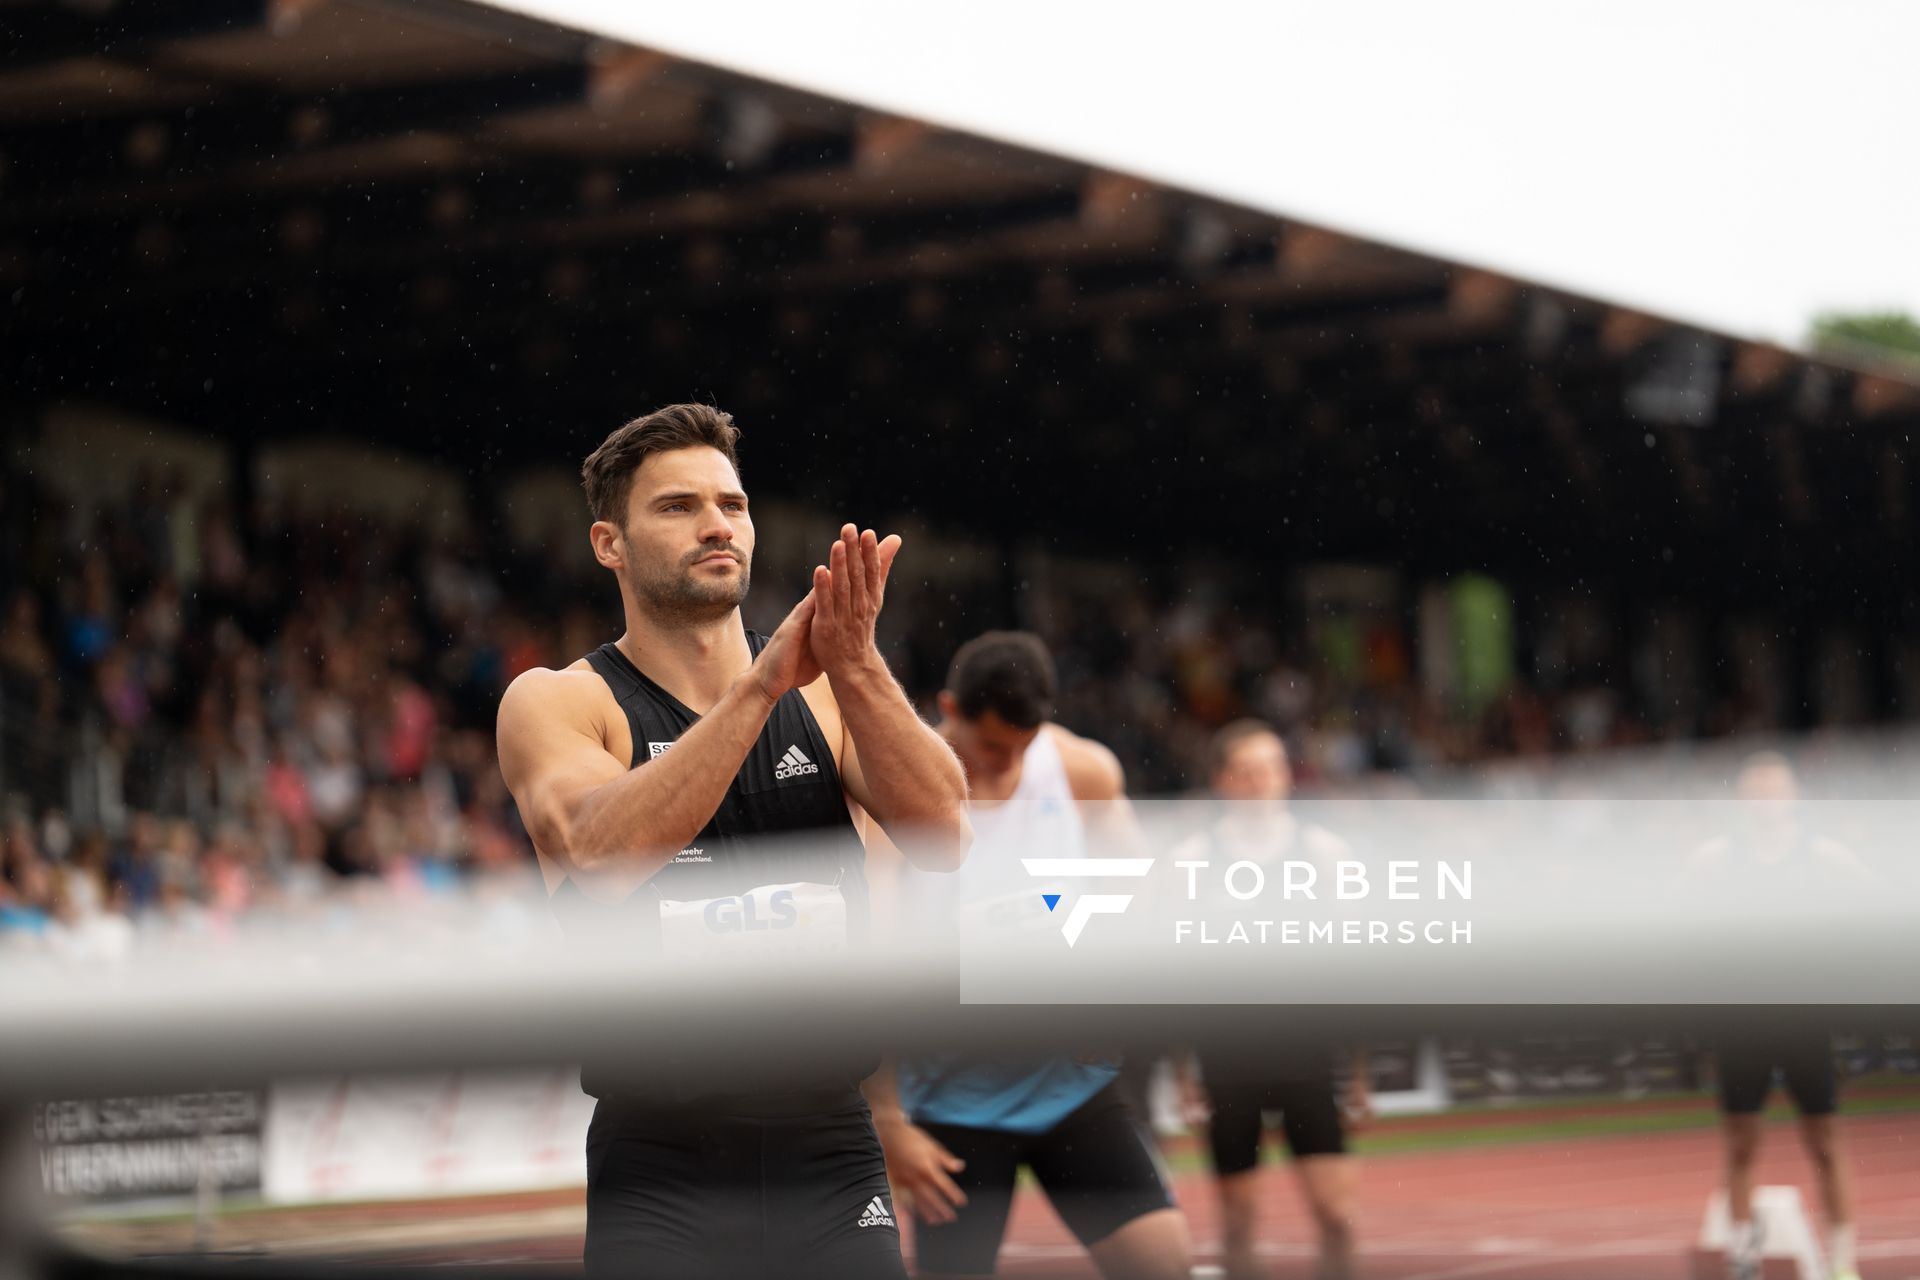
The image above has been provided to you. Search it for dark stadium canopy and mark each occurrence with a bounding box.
[6,0,1920,618]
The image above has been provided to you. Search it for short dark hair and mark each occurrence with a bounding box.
[946,631,1055,730]
[581,404,742,525]
[1209,718,1283,775]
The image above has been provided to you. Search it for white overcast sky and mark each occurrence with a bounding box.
[496,0,1917,348]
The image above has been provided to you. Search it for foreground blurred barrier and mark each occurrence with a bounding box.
[4,798,1915,1103]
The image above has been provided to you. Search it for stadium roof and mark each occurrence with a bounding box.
[493,0,1920,351]
[5,0,1918,610]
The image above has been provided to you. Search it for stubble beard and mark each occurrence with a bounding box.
[625,537,751,626]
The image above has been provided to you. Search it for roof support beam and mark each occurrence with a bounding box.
[1,0,271,74]
[0,64,592,209]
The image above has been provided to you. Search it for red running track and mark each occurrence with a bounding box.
[361,1110,1920,1278]
[985,1110,1920,1279]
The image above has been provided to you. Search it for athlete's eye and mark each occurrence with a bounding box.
[723,502,745,513]
[663,503,688,513]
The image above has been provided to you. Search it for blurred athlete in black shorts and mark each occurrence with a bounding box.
[1172,721,1370,1280]
[1681,753,1874,1280]
[496,405,971,1279]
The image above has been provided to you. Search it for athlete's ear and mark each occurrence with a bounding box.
[935,690,960,723]
[589,520,624,571]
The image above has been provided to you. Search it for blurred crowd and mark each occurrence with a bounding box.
[0,449,1785,950]
[895,576,1694,796]
[0,457,551,956]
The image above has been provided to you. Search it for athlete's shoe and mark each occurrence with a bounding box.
[1726,1217,1764,1280]
[1829,1270,1862,1280]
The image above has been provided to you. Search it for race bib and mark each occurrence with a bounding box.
[967,887,1057,934]
[656,880,850,965]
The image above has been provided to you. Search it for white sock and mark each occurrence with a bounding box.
[1730,1218,1761,1261]
[1829,1223,1856,1272]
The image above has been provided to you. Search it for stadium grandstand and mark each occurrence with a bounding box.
[3,3,1918,1279]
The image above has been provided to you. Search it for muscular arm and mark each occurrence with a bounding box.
[810,524,970,871]
[834,656,972,871]
[1054,727,1145,859]
[496,594,820,901]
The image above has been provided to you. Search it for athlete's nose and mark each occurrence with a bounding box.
[695,501,735,546]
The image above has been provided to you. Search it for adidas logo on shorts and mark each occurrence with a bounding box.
[856,1195,894,1229]
[774,744,820,781]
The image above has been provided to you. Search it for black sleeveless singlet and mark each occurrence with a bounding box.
[559,629,874,1105]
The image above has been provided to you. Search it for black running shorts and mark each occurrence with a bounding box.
[1199,1045,1348,1175]
[1717,1034,1838,1117]
[913,1083,1174,1276]
[1204,1071,1347,1175]
[584,1091,906,1280]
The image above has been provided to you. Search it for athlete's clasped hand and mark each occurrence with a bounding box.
[811,524,901,674]
[753,524,902,704]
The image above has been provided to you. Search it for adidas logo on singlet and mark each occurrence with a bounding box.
[856,1195,895,1229]
[774,744,819,781]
